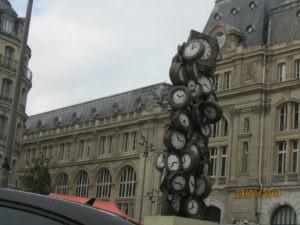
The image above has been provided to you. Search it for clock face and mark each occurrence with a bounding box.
[181,154,192,170]
[172,175,186,191]
[166,153,181,171]
[183,40,203,59]
[172,90,187,105]
[198,39,212,60]
[155,153,165,170]
[171,131,186,150]
[187,80,202,98]
[188,200,199,215]
[198,76,213,95]
[179,113,190,128]
[195,177,206,196]
[203,106,217,120]
[201,124,211,137]
[189,144,199,156]
[171,195,181,212]
[189,175,196,194]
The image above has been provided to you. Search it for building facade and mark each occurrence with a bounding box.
[0,0,32,188]
[17,0,300,224]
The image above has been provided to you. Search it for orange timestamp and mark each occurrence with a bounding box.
[234,189,281,199]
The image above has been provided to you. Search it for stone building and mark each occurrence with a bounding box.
[17,0,300,224]
[0,0,32,188]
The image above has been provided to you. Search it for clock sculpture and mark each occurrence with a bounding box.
[155,30,222,219]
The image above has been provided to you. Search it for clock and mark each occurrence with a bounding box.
[186,140,201,159]
[170,109,192,133]
[200,124,211,138]
[167,194,181,213]
[165,152,182,172]
[182,40,205,62]
[194,175,212,199]
[167,172,188,194]
[187,79,203,99]
[195,161,209,176]
[155,152,166,172]
[169,62,188,86]
[191,104,202,129]
[197,39,212,60]
[200,102,223,124]
[198,75,213,96]
[181,149,198,173]
[168,85,192,110]
[182,195,206,219]
[189,175,196,194]
[198,134,208,149]
[164,128,188,152]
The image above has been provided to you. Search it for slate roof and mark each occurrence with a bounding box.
[204,0,294,46]
[25,83,171,134]
[0,0,18,17]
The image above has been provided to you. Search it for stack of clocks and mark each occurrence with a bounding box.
[155,30,222,219]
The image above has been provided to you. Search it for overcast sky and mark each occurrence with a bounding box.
[10,0,214,116]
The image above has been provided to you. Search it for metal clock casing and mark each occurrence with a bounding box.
[155,152,166,172]
[170,109,193,133]
[194,175,212,199]
[163,128,188,152]
[165,152,182,172]
[181,195,207,219]
[167,172,189,194]
[168,85,192,110]
[200,101,223,124]
[182,39,205,62]
[181,149,198,173]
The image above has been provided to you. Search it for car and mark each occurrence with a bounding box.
[0,188,137,225]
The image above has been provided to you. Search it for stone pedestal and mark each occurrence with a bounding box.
[144,216,218,225]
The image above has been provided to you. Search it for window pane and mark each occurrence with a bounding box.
[0,207,64,225]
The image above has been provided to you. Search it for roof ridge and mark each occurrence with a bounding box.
[28,82,171,118]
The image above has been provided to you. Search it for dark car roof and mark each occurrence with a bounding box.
[0,188,134,225]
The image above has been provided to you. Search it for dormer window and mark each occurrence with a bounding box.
[2,18,13,34]
[249,1,257,10]
[231,7,239,16]
[246,25,255,33]
[214,13,221,21]
[297,10,300,18]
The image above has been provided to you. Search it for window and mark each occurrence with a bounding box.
[47,145,53,160]
[225,72,231,90]
[295,59,300,78]
[231,7,239,15]
[108,136,113,155]
[242,142,249,173]
[279,105,287,131]
[208,148,217,177]
[249,1,257,9]
[221,146,227,177]
[1,78,12,99]
[75,171,89,197]
[292,140,299,173]
[79,140,85,158]
[59,144,64,161]
[65,143,70,160]
[31,149,36,163]
[118,166,136,198]
[0,115,7,138]
[56,173,68,195]
[246,25,255,33]
[278,141,286,174]
[294,103,299,129]
[25,149,30,164]
[99,137,106,156]
[211,122,219,138]
[86,140,91,158]
[223,118,229,136]
[96,169,112,198]
[214,75,219,91]
[123,133,129,152]
[244,118,250,133]
[279,63,286,82]
[2,19,13,33]
[271,205,297,225]
[0,206,65,225]
[132,132,137,151]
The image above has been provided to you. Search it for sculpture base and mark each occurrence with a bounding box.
[144,216,219,225]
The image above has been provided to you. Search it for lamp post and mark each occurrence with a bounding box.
[147,189,159,216]
[138,133,156,224]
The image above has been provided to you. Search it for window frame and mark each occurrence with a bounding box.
[224,72,231,90]
[242,142,249,173]
[279,105,288,131]
[208,147,217,177]
[277,141,286,174]
[279,63,286,82]
[96,169,112,199]
[295,59,300,78]
[221,146,227,177]
[292,140,299,173]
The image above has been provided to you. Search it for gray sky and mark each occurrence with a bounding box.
[11,0,214,115]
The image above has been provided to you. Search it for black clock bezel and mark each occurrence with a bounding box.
[182,39,205,62]
[200,102,223,124]
[167,172,189,194]
[168,85,192,110]
[154,151,166,172]
[180,148,198,173]
[194,175,212,199]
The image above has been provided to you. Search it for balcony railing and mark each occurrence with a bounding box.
[0,94,12,103]
[0,55,17,71]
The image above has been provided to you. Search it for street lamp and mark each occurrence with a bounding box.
[147,189,159,216]
[138,133,156,223]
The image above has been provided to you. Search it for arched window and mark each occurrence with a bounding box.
[279,104,288,131]
[56,173,68,195]
[1,78,12,100]
[0,115,7,140]
[75,170,89,197]
[96,168,112,198]
[271,205,297,225]
[118,166,136,198]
